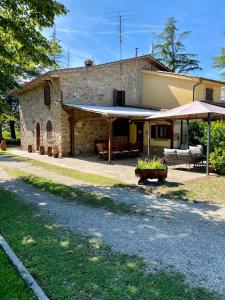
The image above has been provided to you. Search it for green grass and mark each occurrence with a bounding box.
[0,249,34,299]
[0,188,220,300]
[150,176,225,204]
[8,169,143,215]
[0,150,123,186]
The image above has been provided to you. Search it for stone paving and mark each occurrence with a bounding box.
[8,148,206,185]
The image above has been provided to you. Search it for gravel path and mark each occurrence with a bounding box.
[1,159,225,296]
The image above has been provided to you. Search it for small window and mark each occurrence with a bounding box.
[46,121,53,140]
[151,124,172,139]
[113,89,125,106]
[205,88,213,101]
[44,83,51,106]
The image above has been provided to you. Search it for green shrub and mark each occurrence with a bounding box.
[188,120,205,146]
[203,121,225,152]
[189,120,225,153]
[136,159,166,170]
[210,148,225,175]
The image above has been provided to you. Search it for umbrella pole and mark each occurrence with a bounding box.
[206,113,211,175]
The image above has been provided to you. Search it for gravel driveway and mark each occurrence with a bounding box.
[1,163,225,296]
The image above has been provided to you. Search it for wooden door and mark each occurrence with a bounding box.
[36,122,40,151]
[136,122,144,153]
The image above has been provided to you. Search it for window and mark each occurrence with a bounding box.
[151,124,172,139]
[44,83,51,106]
[205,88,213,101]
[113,119,129,136]
[46,121,53,140]
[113,89,125,106]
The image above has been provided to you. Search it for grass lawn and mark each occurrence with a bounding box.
[151,175,225,204]
[0,188,220,300]
[0,150,123,186]
[7,169,143,215]
[0,249,34,299]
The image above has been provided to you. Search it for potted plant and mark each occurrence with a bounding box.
[135,158,167,185]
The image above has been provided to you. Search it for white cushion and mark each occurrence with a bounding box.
[189,146,202,155]
[177,149,191,155]
[164,148,177,154]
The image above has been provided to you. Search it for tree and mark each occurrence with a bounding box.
[213,32,225,76]
[0,0,68,95]
[152,17,202,73]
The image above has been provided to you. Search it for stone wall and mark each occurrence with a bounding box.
[73,110,108,154]
[60,59,158,107]
[19,78,64,155]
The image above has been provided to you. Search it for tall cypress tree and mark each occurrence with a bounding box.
[152,17,202,73]
[213,32,225,76]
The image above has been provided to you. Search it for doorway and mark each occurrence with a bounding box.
[136,122,144,152]
[36,122,40,151]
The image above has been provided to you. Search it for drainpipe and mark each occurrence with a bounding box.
[193,78,202,102]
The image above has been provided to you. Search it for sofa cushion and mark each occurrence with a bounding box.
[189,146,202,155]
[177,149,191,155]
[164,148,177,154]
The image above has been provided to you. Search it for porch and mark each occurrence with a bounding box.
[9,148,206,185]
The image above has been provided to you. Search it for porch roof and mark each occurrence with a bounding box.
[64,104,158,118]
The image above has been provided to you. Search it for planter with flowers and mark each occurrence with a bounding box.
[135,158,167,185]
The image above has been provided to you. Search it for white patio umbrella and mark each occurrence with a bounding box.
[147,101,225,175]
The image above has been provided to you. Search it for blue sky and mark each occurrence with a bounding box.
[45,0,225,79]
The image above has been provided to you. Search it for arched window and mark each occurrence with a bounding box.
[46,121,53,140]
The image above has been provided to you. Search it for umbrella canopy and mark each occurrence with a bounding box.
[147,101,225,121]
[146,101,225,175]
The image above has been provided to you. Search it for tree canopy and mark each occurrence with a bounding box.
[213,32,225,76]
[0,0,68,94]
[152,17,202,73]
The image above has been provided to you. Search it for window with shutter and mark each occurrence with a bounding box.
[113,89,125,106]
[46,121,53,140]
[44,84,51,106]
[151,124,172,139]
[205,88,213,101]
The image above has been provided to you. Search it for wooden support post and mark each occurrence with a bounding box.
[108,117,112,164]
[170,120,174,149]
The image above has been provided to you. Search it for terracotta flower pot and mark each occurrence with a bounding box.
[52,145,59,158]
[28,145,33,153]
[47,146,52,156]
[39,145,45,155]
[0,140,7,151]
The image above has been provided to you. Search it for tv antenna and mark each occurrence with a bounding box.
[106,9,137,74]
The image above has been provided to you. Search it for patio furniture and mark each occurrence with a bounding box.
[129,143,140,157]
[96,143,108,160]
[164,145,203,169]
[148,101,225,175]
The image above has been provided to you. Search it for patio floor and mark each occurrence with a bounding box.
[8,148,206,185]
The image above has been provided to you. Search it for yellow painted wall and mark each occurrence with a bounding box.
[142,71,222,109]
[129,123,136,143]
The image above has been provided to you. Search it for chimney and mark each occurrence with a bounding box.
[84,59,94,67]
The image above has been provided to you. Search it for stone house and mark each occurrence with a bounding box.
[15,55,225,159]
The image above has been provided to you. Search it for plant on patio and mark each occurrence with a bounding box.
[136,158,166,170]
[210,148,225,175]
[135,158,167,185]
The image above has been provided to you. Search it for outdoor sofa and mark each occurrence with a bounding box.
[164,145,204,169]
